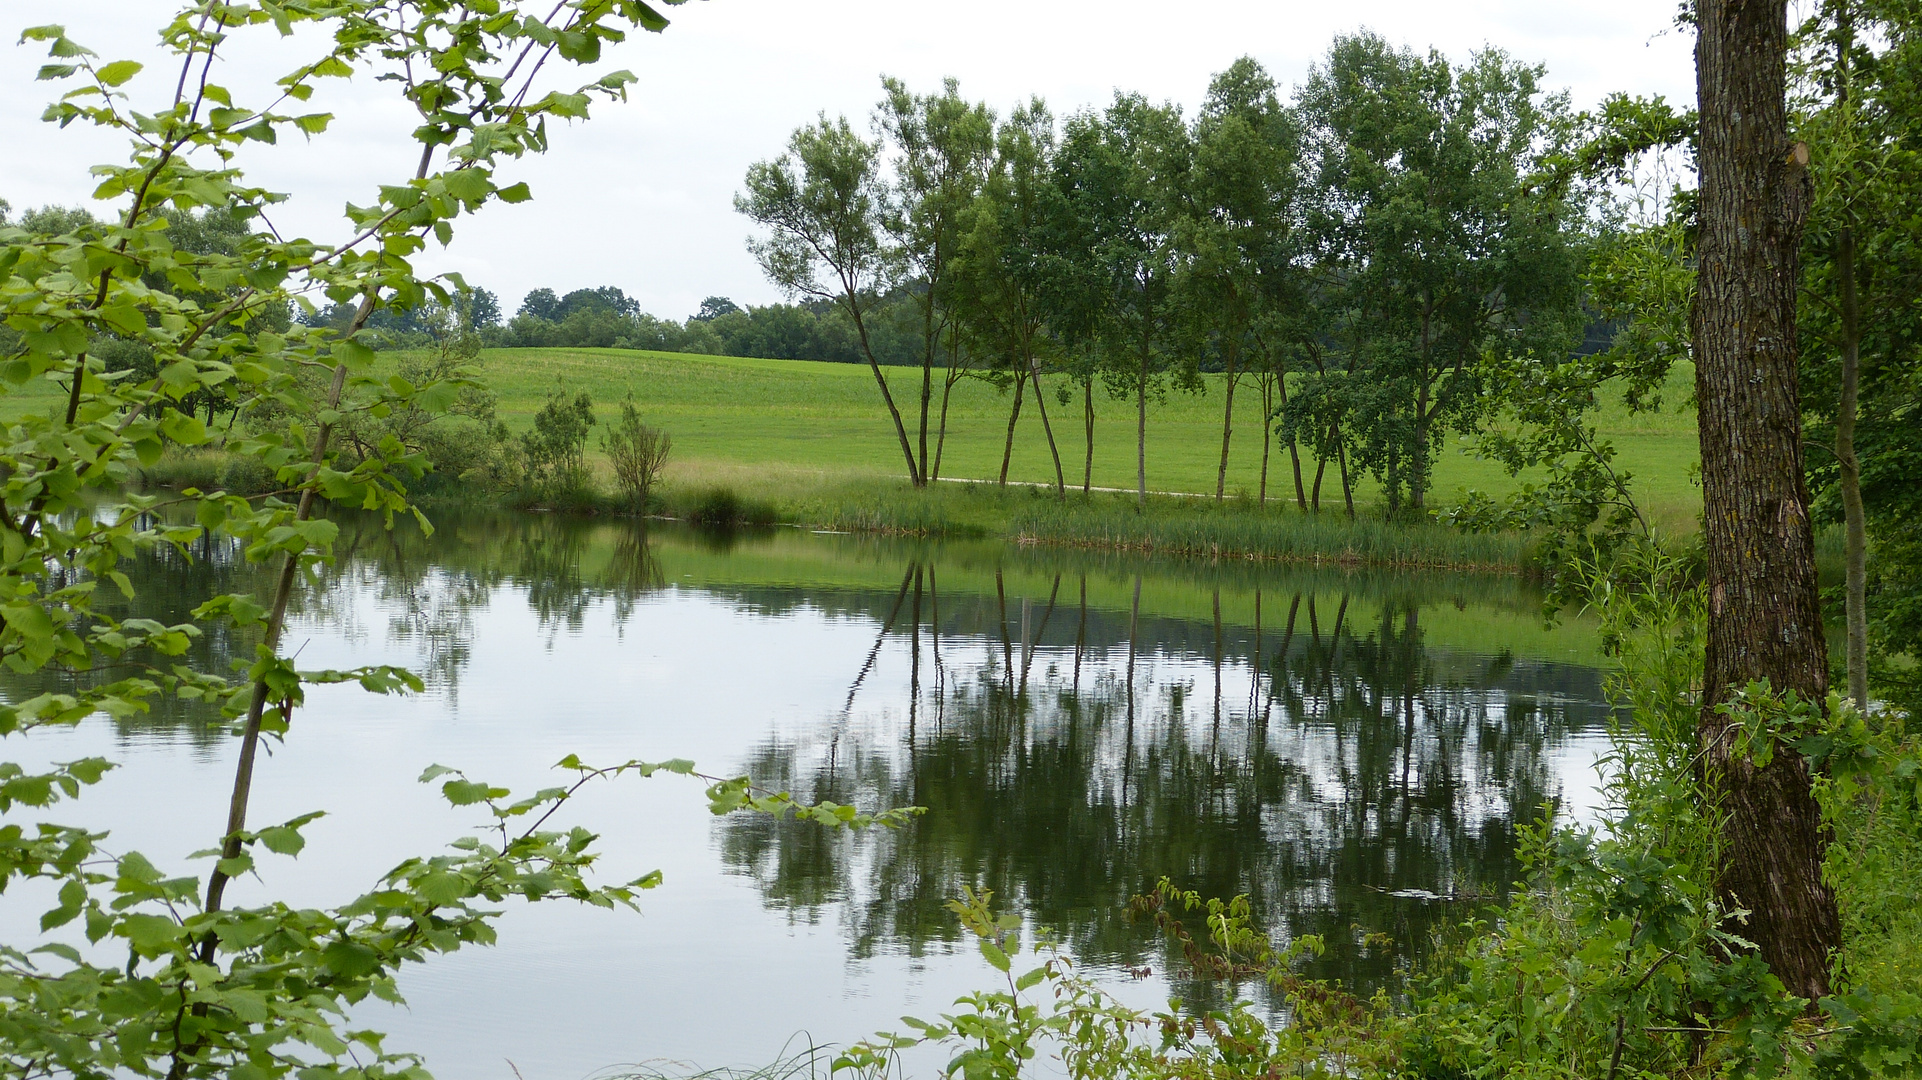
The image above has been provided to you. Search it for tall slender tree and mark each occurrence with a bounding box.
[1052,94,1190,510]
[738,117,921,485]
[954,98,1068,495]
[1178,58,1303,502]
[877,76,996,485]
[1692,0,1841,1003]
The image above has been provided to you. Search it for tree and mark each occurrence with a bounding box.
[518,286,562,321]
[1177,58,1302,502]
[1291,35,1585,514]
[460,285,502,329]
[1051,94,1190,510]
[694,295,741,321]
[1795,0,1922,712]
[877,76,995,484]
[0,9,913,1076]
[952,97,1069,495]
[1692,0,1842,1004]
[738,115,923,485]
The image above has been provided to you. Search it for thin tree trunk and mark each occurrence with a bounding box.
[1216,343,1238,501]
[1833,10,1869,709]
[1838,233,1868,710]
[919,298,935,484]
[1693,0,1839,1004]
[1028,356,1066,498]
[1281,369,1307,511]
[1258,374,1273,507]
[933,369,957,482]
[847,296,923,486]
[1337,437,1354,520]
[1083,376,1095,494]
[200,289,372,940]
[1137,334,1150,511]
[999,365,1027,486]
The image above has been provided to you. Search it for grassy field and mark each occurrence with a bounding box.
[0,345,1704,539]
[462,347,1704,528]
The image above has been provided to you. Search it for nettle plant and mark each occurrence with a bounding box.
[0,4,914,1078]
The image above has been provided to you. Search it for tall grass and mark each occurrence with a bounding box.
[729,476,1532,571]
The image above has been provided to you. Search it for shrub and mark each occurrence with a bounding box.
[517,388,596,497]
[602,395,671,510]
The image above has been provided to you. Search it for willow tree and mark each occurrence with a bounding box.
[877,76,994,484]
[738,117,921,485]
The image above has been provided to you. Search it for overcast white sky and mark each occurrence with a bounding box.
[3,0,1698,321]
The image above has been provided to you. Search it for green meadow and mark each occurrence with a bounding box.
[0,345,1703,541]
[470,347,1704,527]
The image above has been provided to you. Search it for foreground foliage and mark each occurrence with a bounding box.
[0,5,916,1078]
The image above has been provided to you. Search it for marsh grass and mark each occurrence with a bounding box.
[588,1036,836,1080]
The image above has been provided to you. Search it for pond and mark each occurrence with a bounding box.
[2,511,1618,1079]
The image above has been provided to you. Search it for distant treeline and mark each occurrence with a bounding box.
[301,285,929,366]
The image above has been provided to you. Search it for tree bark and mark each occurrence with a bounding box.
[1693,0,1840,1004]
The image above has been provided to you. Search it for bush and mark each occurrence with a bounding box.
[516,388,596,498]
[686,486,774,528]
[601,396,671,510]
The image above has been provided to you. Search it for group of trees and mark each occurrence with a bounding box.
[738,39,1590,509]
[308,278,941,363]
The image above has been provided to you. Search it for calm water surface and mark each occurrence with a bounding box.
[2,512,1617,1079]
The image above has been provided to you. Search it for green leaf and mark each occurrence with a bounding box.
[979,941,1011,973]
[321,939,381,979]
[96,59,141,86]
[257,824,307,856]
[441,779,496,806]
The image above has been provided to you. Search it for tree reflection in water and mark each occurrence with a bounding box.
[717,560,1604,999]
[12,509,1601,1000]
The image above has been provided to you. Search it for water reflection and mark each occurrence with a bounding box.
[13,510,1607,1002]
[714,558,1604,997]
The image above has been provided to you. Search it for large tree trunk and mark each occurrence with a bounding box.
[1693,0,1840,1004]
